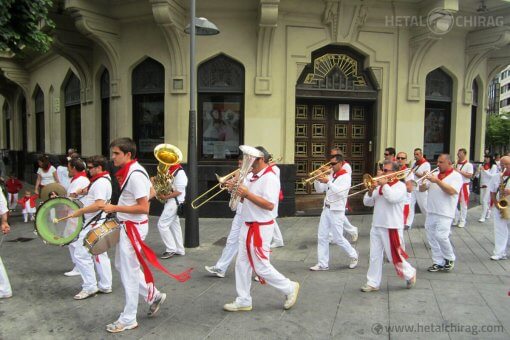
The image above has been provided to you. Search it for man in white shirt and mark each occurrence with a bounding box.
[478,154,499,222]
[454,148,474,228]
[361,160,416,292]
[420,153,463,272]
[310,153,358,271]
[223,146,299,312]
[396,151,414,230]
[489,156,510,260]
[0,186,12,299]
[157,163,188,259]
[67,155,113,300]
[408,148,431,228]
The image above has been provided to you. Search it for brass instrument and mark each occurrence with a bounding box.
[229,145,264,211]
[347,168,411,197]
[411,167,439,188]
[302,162,332,185]
[153,144,183,203]
[497,173,510,219]
[191,169,240,209]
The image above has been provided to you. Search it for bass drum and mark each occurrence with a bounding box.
[40,183,67,202]
[35,197,83,245]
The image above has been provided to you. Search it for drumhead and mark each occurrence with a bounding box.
[40,183,67,202]
[35,197,84,245]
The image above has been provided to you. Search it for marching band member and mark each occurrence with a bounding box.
[223,146,299,312]
[268,157,284,248]
[478,154,499,223]
[100,138,191,333]
[396,152,414,230]
[310,152,358,271]
[65,157,90,277]
[384,147,396,161]
[157,161,188,259]
[66,155,113,300]
[361,160,416,292]
[0,185,12,299]
[453,148,473,228]
[489,156,510,260]
[420,154,462,272]
[408,148,430,228]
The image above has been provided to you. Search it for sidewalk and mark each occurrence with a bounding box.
[0,205,508,339]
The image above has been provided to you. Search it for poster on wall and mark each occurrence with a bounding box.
[202,102,240,159]
[423,108,447,161]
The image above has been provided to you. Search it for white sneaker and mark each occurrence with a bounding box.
[351,232,359,243]
[349,257,358,269]
[309,264,329,271]
[452,220,459,226]
[478,218,485,223]
[283,281,300,310]
[223,301,252,312]
[64,268,80,277]
[74,289,98,300]
[106,320,138,333]
[490,254,507,261]
[205,265,225,278]
[270,242,284,248]
[457,221,465,228]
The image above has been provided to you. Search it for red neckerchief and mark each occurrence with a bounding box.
[378,178,399,195]
[71,171,88,183]
[504,170,510,177]
[457,160,467,165]
[332,169,347,179]
[483,163,490,170]
[250,165,275,182]
[115,159,137,187]
[416,158,427,166]
[89,171,110,185]
[400,164,408,171]
[42,164,51,172]
[438,167,454,180]
[168,164,182,176]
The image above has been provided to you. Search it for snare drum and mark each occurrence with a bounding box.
[83,219,121,255]
[35,197,84,246]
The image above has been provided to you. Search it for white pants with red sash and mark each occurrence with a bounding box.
[425,213,456,265]
[7,193,17,210]
[492,206,510,257]
[157,199,185,255]
[234,221,293,307]
[0,256,12,297]
[215,212,243,273]
[70,224,112,292]
[367,227,415,288]
[115,221,160,324]
[455,183,470,224]
[317,209,358,268]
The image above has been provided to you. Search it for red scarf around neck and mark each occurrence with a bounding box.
[71,171,88,183]
[89,171,110,184]
[438,167,454,180]
[415,157,427,166]
[378,178,399,195]
[250,165,275,182]
[115,159,137,187]
[483,163,490,171]
[168,164,182,176]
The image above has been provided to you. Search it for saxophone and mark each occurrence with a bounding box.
[496,173,510,219]
[153,144,183,203]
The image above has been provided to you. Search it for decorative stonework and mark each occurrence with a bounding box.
[322,0,368,43]
[255,0,279,95]
[303,53,366,87]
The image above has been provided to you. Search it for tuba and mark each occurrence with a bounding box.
[153,144,183,203]
[229,145,264,211]
[497,173,510,219]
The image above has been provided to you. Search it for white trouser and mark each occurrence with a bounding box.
[455,188,469,223]
[424,213,455,265]
[234,222,293,307]
[408,191,428,227]
[317,209,358,268]
[215,213,243,273]
[271,220,284,246]
[70,225,112,292]
[0,257,12,297]
[492,207,510,257]
[366,227,416,288]
[7,193,17,210]
[115,222,160,324]
[342,215,358,236]
[480,187,491,219]
[157,199,185,255]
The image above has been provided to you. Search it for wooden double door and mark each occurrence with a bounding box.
[294,100,374,214]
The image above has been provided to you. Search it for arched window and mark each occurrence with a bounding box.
[34,86,45,152]
[2,101,10,149]
[100,69,110,156]
[132,58,164,160]
[424,68,453,160]
[64,72,81,153]
[198,54,244,161]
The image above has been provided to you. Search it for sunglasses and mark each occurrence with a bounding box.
[87,165,96,169]
[396,157,406,160]
[382,169,392,173]
[384,153,390,156]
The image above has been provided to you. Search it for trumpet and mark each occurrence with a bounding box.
[347,168,411,197]
[411,167,440,188]
[302,162,332,185]
[191,169,240,209]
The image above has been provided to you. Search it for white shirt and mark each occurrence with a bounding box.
[240,166,280,223]
[117,162,151,223]
[56,166,71,190]
[67,176,90,204]
[479,164,499,187]
[82,175,112,224]
[411,160,431,191]
[37,166,57,186]
[270,165,281,218]
[314,167,351,211]
[426,170,463,218]
[489,173,510,200]
[0,187,8,215]
[363,181,407,229]
[171,168,188,204]
[456,161,474,184]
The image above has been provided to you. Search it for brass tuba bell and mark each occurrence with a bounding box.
[153,144,183,203]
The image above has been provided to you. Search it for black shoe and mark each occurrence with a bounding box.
[427,264,444,272]
[161,252,175,259]
[443,259,454,272]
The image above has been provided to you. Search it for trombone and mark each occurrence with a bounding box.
[302,162,332,185]
[191,169,240,209]
[347,168,412,197]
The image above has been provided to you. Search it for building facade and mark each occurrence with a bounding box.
[500,65,510,113]
[1,0,510,216]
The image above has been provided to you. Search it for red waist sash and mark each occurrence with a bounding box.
[245,220,274,284]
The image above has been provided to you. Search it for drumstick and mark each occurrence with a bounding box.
[52,215,74,224]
